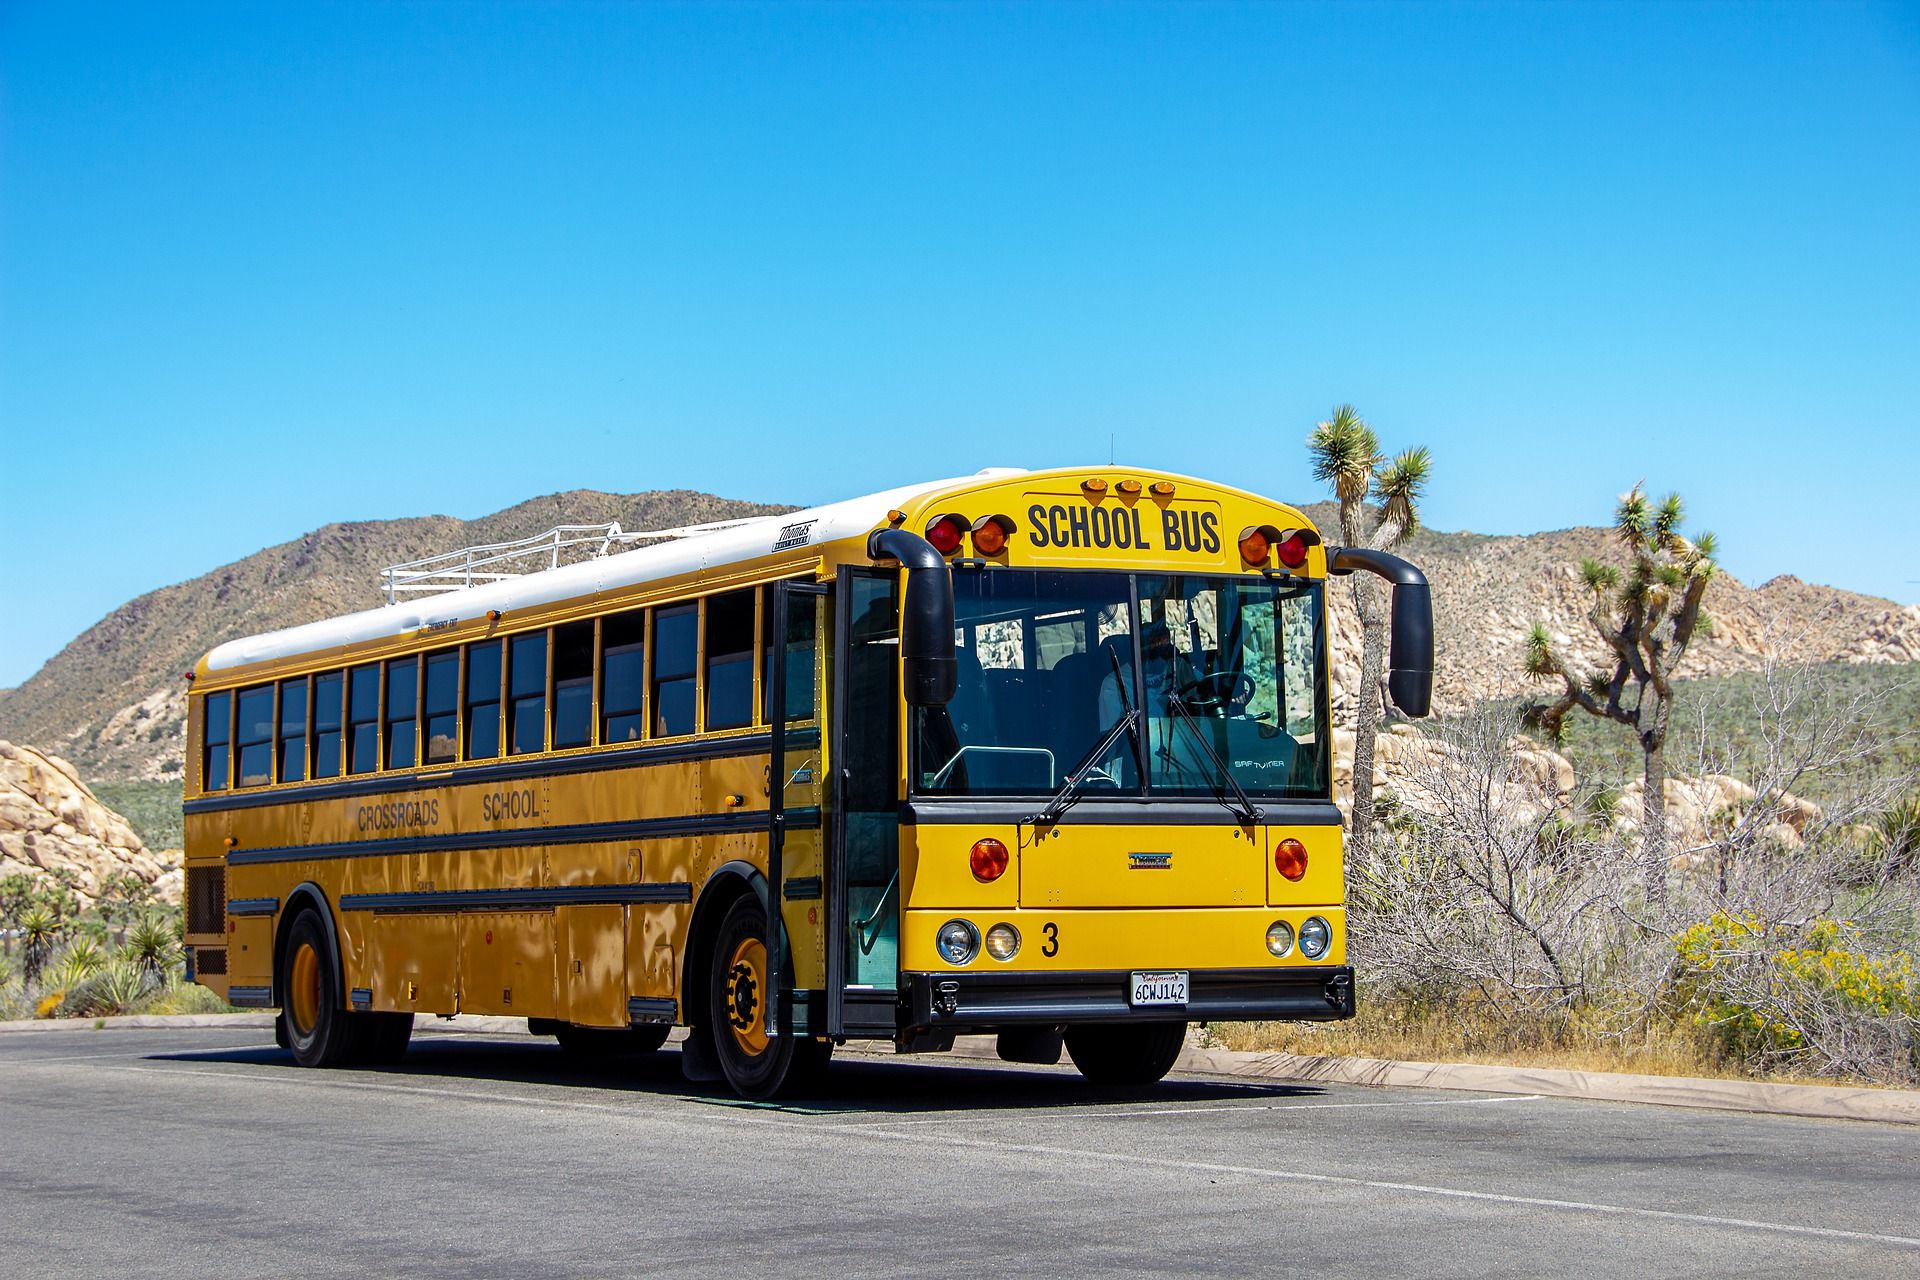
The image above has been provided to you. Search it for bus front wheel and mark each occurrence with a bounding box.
[706,895,830,1099]
[1064,1022,1187,1086]
[278,910,357,1068]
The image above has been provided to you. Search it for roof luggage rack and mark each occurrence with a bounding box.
[378,516,775,604]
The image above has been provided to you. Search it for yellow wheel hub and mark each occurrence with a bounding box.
[289,941,322,1037]
[723,936,769,1057]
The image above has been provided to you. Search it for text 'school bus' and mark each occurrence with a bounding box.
[181,467,1433,1098]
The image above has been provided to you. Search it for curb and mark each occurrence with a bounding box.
[8,1014,1915,1125]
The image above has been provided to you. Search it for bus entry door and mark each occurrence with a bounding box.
[767,580,829,1039]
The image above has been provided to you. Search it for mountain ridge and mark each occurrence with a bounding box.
[2,487,1915,783]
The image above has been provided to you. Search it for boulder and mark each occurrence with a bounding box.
[0,739,179,906]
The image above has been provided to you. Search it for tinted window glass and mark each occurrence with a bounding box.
[278,677,308,784]
[706,590,755,731]
[763,586,817,723]
[423,651,459,764]
[553,621,594,749]
[313,672,344,779]
[653,605,697,737]
[465,640,502,760]
[349,663,380,774]
[384,657,418,770]
[203,691,231,792]
[509,632,547,755]
[601,611,645,743]
[236,685,275,787]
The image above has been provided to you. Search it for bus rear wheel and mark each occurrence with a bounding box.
[1064,1021,1187,1086]
[706,896,830,1099]
[279,910,357,1068]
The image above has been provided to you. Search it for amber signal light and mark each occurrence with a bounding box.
[1273,838,1309,881]
[970,838,1010,882]
[971,514,1015,556]
[1238,528,1271,566]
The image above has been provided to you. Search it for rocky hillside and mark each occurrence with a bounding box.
[0,740,181,906]
[0,490,791,781]
[2,489,1916,783]
[1314,504,1920,721]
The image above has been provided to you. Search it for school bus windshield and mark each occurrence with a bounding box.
[913,569,1329,800]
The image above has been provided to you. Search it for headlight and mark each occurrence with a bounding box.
[1299,916,1332,961]
[1265,919,1295,957]
[984,923,1021,961]
[937,919,980,965]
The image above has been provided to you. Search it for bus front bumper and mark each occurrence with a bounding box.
[903,965,1354,1030]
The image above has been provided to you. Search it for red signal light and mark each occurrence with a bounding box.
[970,838,1009,882]
[1276,532,1309,569]
[925,515,966,556]
[1273,838,1309,881]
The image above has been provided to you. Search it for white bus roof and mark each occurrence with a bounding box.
[202,471,1024,673]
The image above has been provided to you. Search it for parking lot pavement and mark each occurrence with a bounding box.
[2,1024,1917,1278]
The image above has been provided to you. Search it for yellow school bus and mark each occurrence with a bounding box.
[181,466,1433,1097]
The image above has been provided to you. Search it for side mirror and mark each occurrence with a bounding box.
[867,529,956,706]
[1328,547,1434,718]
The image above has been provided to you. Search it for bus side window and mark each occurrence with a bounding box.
[508,632,547,755]
[313,672,344,778]
[552,621,593,749]
[601,610,646,743]
[763,585,815,723]
[423,650,459,764]
[202,691,232,792]
[236,685,274,787]
[385,657,419,770]
[348,663,380,774]
[278,677,308,784]
[465,641,502,760]
[653,604,697,737]
[705,589,755,731]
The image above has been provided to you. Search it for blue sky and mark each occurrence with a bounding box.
[2,1,1916,687]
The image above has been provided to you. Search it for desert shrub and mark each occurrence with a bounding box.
[59,959,157,1018]
[123,912,181,981]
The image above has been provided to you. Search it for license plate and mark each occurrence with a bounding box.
[1130,970,1189,1007]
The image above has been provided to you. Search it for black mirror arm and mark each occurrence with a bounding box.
[867,528,957,707]
[1327,546,1435,719]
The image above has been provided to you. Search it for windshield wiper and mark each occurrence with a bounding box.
[1163,692,1263,825]
[1028,707,1141,827]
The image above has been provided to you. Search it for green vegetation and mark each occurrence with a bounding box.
[90,780,184,850]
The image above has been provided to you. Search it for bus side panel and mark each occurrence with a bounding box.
[627,902,684,1015]
[458,912,556,1019]
[369,914,459,1014]
[558,904,627,1027]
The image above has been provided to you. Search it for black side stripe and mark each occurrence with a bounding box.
[184,727,820,816]
[782,876,823,901]
[628,997,677,1024]
[226,807,820,867]
[227,897,280,916]
[228,986,274,1008]
[339,883,692,913]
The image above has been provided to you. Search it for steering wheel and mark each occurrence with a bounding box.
[1173,671,1255,712]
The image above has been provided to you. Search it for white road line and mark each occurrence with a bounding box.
[71,1059,1920,1252]
[829,1123,1920,1252]
[839,1094,1547,1126]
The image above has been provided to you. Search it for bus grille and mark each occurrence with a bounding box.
[192,947,228,976]
[187,866,226,935]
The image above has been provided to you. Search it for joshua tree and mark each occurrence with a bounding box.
[1308,404,1433,853]
[20,905,59,985]
[126,912,180,984]
[1523,484,1716,903]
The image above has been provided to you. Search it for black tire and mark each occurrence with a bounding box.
[278,910,358,1068]
[553,1024,671,1057]
[352,1011,414,1066]
[706,895,831,1099]
[1064,1021,1187,1086]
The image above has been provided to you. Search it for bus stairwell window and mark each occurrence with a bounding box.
[508,632,547,755]
[552,621,593,749]
[653,605,697,737]
[235,685,274,787]
[424,650,459,764]
[202,691,232,792]
[600,611,646,743]
[706,589,755,731]
[465,640,502,760]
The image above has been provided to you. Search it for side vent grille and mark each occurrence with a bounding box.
[187,866,226,935]
[193,947,228,976]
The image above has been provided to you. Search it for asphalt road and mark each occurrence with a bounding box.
[2,1025,1917,1278]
